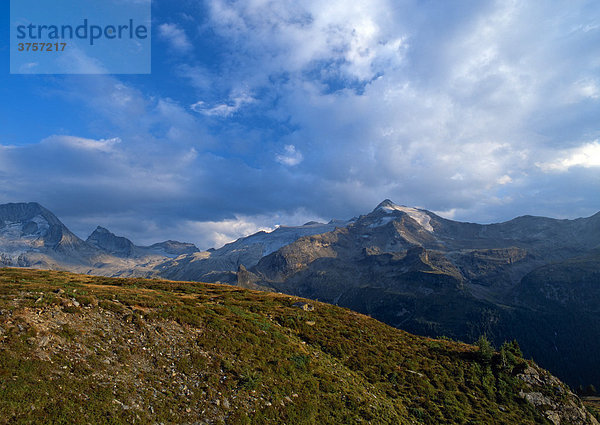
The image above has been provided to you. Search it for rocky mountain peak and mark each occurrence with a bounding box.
[0,202,84,253]
[86,226,135,257]
[375,199,396,210]
[92,226,111,234]
[0,202,51,224]
[147,240,199,257]
[368,200,434,232]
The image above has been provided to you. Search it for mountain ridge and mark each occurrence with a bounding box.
[1,200,599,390]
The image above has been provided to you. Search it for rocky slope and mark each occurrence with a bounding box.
[0,203,199,277]
[145,240,199,257]
[238,200,600,390]
[86,226,136,257]
[1,200,599,392]
[0,268,597,425]
[86,226,200,259]
[154,220,350,284]
[0,202,99,270]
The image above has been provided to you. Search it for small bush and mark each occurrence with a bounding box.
[476,335,494,363]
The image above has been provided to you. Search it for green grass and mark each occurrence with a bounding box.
[0,268,576,424]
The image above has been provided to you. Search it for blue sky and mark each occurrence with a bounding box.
[1,0,600,249]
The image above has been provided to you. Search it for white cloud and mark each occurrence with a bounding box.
[177,65,213,90]
[206,0,407,84]
[44,136,121,153]
[276,145,303,166]
[0,135,183,198]
[574,79,600,101]
[197,0,600,219]
[57,45,110,74]
[537,141,600,172]
[174,207,327,249]
[181,217,273,249]
[4,0,600,247]
[497,175,513,185]
[190,92,255,117]
[158,23,192,53]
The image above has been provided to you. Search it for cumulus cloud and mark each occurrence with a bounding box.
[536,141,600,172]
[167,207,325,249]
[205,0,407,87]
[276,145,303,166]
[194,0,600,220]
[158,23,192,53]
[177,217,273,249]
[3,0,600,249]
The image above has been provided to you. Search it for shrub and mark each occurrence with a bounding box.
[476,335,494,363]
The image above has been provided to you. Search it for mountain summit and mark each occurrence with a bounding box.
[374,198,397,210]
[371,199,435,232]
[0,202,90,268]
[86,226,135,257]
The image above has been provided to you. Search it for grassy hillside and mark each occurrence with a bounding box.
[584,397,600,422]
[0,269,595,425]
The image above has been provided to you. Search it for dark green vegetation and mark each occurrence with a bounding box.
[308,257,600,393]
[243,204,600,391]
[0,269,596,424]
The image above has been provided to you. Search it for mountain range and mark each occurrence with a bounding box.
[1,200,599,390]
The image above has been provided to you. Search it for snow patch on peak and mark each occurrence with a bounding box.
[375,201,434,232]
[368,216,395,228]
